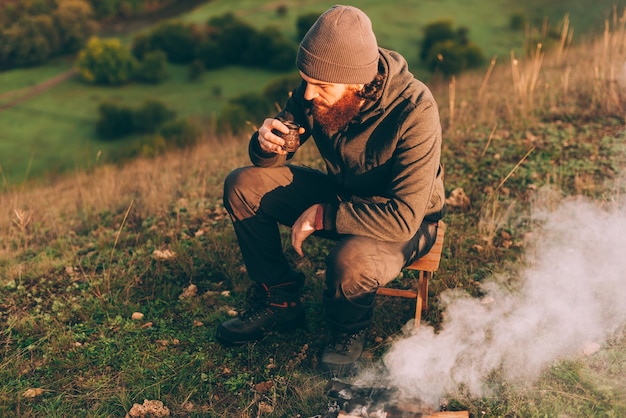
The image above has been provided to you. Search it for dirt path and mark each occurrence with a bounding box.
[0,68,78,112]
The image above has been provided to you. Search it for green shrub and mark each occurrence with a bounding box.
[96,102,135,139]
[421,20,485,77]
[1,15,60,67]
[0,0,97,69]
[77,36,137,85]
[206,13,256,65]
[426,39,485,77]
[133,135,168,158]
[53,0,98,54]
[420,19,456,61]
[133,100,176,134]
[194,38,226,69]
[242,26,296,70]
[158,119,200,149]
[130,31,152,60]
[134,50,168,83]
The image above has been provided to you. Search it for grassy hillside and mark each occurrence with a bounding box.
[0,5,624,417]
[1,0,622,187]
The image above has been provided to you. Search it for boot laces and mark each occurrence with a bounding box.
[328,329,365,354]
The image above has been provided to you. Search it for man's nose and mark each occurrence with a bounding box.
[303,85,318,101]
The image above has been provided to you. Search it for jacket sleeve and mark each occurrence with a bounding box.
[248,82,311,167]
[334,98,443,242]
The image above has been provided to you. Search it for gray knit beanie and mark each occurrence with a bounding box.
[296,5,379,84]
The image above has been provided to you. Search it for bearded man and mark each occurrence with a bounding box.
[217,5,446,377]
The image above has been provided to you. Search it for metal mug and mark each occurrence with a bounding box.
[273,120,301,152]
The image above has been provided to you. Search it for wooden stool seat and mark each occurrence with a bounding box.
[376,221,446,328]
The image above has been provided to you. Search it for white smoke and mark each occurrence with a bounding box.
[367,192,626,407]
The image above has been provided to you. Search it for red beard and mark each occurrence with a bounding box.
[311,88,363,135]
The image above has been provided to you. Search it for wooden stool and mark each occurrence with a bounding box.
[376,221,446,329]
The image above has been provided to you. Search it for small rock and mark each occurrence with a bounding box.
[131,312,144,320]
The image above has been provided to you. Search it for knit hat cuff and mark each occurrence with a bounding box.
[297,46,379,84]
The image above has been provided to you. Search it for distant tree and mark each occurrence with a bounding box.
[53,0,99,54]
[243,26,297,71]
[296,12,320,41]
[134,50,168,83]
[194,37,226,69]
[144,20,198,64]
[130,32,152,60]
[0,15,60,67]
[206,13,256,65]
[77,37,137,85]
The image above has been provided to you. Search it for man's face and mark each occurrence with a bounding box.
[300,71,356,107]
[300,71,364,134]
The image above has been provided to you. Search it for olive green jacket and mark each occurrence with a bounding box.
[248,48,445,242]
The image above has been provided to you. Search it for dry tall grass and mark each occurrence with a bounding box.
[442,8,626,135]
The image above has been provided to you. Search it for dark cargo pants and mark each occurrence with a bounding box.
[223,165,438,331]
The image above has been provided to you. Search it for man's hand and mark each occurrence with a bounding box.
[291,204,320,257]
[258,118,305,155]
[257,118,289,155]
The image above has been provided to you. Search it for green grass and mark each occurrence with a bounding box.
[0,64,290,186]
[3,0,623,187]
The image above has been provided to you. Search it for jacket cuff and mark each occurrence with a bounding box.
[320,203,337,231]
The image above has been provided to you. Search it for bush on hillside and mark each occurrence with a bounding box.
[241,26,297,71]
[0,15,60,67]
[87,0,179,21]
[420,19,456,61]
[158,119,200,148]
[206,13,257,65]
[0,0,96,69]
[142,20,199,64]
[133,99,177,134]
[134,50,168,83]
[194,38,226,70]
[129,118,199,158]
[53,0,99,54]
[96,99,180,140]
[77,37,137,85]
[421,20,485,77]
[96,102,135,139]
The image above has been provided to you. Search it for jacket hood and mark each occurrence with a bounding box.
[357,48,422,123]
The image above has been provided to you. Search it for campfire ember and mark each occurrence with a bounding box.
[309,380,468,418]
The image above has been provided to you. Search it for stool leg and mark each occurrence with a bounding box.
[420,271,431,314]
[414,271,431,329]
